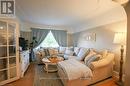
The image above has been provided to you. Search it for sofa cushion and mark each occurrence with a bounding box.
[59,47,66,54]
[48,48,59,56]
[66,47,73,51]
[76,48,89,61]
[64,49,74,56]
[94,49,108,59]
[44,49,50,56]
[64,55,77,60]
[101,50,108,59]
[74,47,80,56]
[84,50,96,63]
[85,54,101,67]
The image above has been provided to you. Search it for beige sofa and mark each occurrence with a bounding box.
[57,52,114,86]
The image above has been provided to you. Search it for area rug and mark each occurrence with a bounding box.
[34,64,63,86]
[34,64,113,86]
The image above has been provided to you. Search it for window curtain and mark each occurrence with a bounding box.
[20,31,32,44]
[31,28,50,47]
[51,30,67,47]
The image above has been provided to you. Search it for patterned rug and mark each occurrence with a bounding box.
[34,64,113,86]
[34,64,63,86]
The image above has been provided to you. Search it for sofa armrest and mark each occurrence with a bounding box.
[90,53,114,70]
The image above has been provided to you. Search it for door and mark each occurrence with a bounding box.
[0,20,20,85]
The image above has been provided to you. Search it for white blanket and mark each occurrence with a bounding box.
[58,59,93,80]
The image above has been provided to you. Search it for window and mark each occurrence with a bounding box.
[39,31,59,48]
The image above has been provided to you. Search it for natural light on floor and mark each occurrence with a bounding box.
[39,31,59,48]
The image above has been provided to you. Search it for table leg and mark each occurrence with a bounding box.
[45,64,48,73]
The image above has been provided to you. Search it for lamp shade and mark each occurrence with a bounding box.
[113,32,126,45]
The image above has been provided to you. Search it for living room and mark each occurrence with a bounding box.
[0,0,130,86]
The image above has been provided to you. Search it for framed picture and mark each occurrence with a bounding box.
[84,33,96,41]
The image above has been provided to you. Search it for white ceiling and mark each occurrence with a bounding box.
[16,0,127,33]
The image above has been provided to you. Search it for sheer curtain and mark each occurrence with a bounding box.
[51,30,67,47]
[31,28,50,47]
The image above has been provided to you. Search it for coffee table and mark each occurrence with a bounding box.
[42,56,64,73]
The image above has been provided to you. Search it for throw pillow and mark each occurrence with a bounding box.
[44,49,50,56]
[101,50,108,59]
[74,47,80,56]
[66,47,74,51]
[76,48,90,61]
[40,50,45,57]
[48,48,54,56]
[92,49,108,59]
[53,48,59,55]
[59,47,66,54]
[85,54,101,67]
[84,50,97,63]
[64,49,74,56]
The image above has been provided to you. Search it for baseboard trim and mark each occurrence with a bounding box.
[88,76,112,86]
[113,71,125,81]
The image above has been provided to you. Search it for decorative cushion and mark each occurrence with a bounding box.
[53,48,59,55]
[64,49,74,56]
[94,49,108,59]
[40,50,45,57]
[59,47,66,54]
[84,50,97,63]
[74,47,80,56]
[66,47,73,51]
[85,54,101,67]
[64,55,69,60]
[76,48,89,61]
[48,48,59,56]
[44,49,50,56]
[48,49,54,56]
[101,50,108,58]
